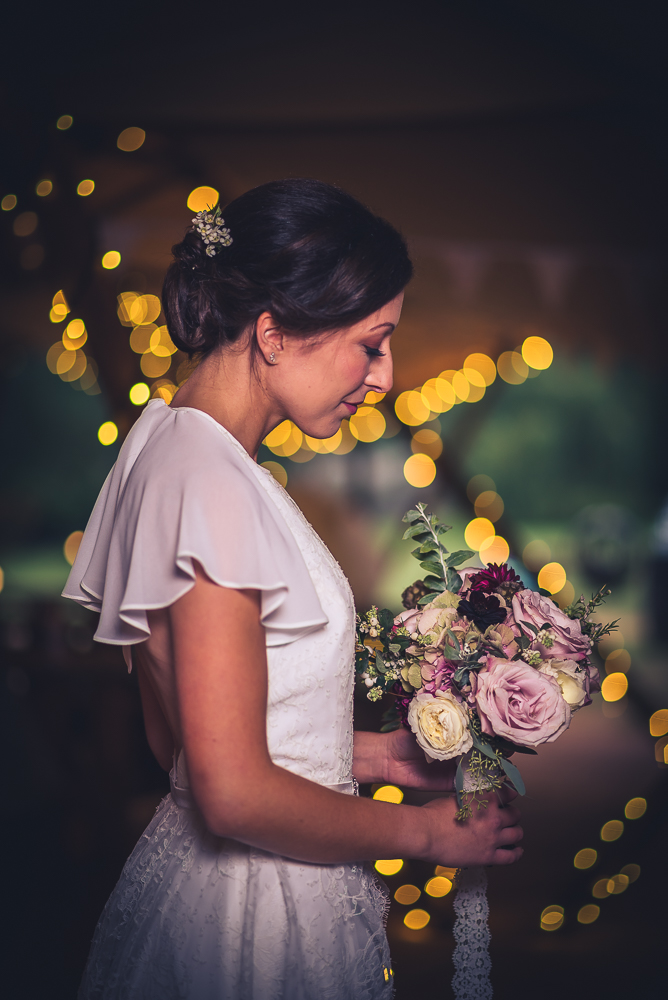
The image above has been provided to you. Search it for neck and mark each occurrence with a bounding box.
[170,348,278,459]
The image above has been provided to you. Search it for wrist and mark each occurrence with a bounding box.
[352,730,392,785]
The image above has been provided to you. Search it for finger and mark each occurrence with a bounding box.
[492,845,524,866]
[497,824,523,847]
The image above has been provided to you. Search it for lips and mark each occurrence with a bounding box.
[343,400,364,414]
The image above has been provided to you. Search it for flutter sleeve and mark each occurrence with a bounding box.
[62,401,328,649]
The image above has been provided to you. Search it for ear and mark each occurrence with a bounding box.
[255,311,285,364]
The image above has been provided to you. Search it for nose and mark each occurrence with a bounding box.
[365,351,393,395]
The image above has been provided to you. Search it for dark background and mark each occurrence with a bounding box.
[2,2,668,997]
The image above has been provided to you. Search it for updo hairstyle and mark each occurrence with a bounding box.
[163,179,413,356]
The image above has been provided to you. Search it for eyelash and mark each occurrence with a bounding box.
[365,347,385,357]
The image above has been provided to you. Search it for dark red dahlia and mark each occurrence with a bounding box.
[457,590,507,630]
[468,562,525,598]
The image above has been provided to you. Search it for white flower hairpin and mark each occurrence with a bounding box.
[191,205,232,256]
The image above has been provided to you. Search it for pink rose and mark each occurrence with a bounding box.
[420,652,457,695]
[471,656,571,748]
[512,589,590,661]
[394,607,421,634]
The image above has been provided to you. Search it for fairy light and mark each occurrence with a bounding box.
[394,885,421,905]
[98,421,119,446]
[374,860,403,876]
[372,785,404,804]
[117,127,146,151]
[102,251,121,269]
[187,186,219,212]
[77,179,95,196]
[63,531,84,566]
[404,909,430,930]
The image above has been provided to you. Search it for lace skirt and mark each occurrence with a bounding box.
[78,793,394,1000]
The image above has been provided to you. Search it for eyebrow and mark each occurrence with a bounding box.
[368,322,395,333]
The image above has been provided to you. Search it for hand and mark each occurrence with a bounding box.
[384,727,457,792]
[421,785,523,868]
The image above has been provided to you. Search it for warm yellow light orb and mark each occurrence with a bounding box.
[425,876,452,898]
[649,709,668,737]
[574,848,597,869]
[601,672,628,703]
[537,562,567,594]
[98,421,119,446]
[260,461,288,487]
[479,535,510,565]
[117,127,146,152]
[349,405,386,442]
[404,453,436,488]
[624,797,647,820]
[464,517,495,551]
[36,179,53,197]
[522,335,553,370]
[372,785,404,804]
[577,904,600,924]
[374,859,403,876]
[129,383,150,406]
[56,115,73,130]
[187,186,220,212]
[403,909,430,930]
[1,194,17,211]
[63,530,84,566]
[463,353,496,386]
[77,179,95,197]
[102,251,121,269]
[600,819,624,842]
[395,390,430,426]
[394,884,421,905]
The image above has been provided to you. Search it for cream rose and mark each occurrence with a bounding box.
[407,689,473,761]
[538,658,588,711]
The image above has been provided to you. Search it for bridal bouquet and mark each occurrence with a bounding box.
[356,504,617,818]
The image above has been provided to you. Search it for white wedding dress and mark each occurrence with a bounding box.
[63,399,394,1000]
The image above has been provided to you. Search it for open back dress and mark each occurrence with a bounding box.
[63,398,394,1000]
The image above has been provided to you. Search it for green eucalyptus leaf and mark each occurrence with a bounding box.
[455,760,465,809]
[378,608,394,631]
[407,664,423,688]
[419,554,443,574]
[403,510,422,524]
[445,550,474,567]
[446,567,463,593]
[520,620,539,634]
[380,720,401,733]
[375,652,387,674]
[471,733,498,761]
[499,757,526,796]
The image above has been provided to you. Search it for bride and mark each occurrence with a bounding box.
[64,179,522,999]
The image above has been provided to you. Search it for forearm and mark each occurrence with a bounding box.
[192,759,431,865]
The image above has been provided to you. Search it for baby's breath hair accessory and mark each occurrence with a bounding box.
[191,205,232,257]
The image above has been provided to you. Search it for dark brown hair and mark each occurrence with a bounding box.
[163,178,412,356]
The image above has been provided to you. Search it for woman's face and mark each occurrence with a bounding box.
[264,293,403,439]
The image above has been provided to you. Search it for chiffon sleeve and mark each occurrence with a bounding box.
[62,401,328,650]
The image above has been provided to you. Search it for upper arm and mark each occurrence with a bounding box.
[168,562,271,820]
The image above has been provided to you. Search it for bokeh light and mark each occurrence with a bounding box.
[349,405,386,442]
[117,127,146,151]
[411,428,443,460]
[98,421,119,446]
[497,351,528,385]
[129,383,150,406]
[151,380,177,403]
[394,884,421,905]
[260,461,288,487]
[620,864,640,883]
[50,289,70,323]
[601,672,628,702]
[655,736,668,764]
[478,535,510,564]
[364,390,386,404]
[58,349,87,382]
[102,251,121,269]
[592,878,611,899]
[467,474,495,501]
[187,186,220,212]
[56,115,73,130]
[464,517,495,551]
[0,567,4,592]
[537,561,567,594]
[395,390,430,425]
[574,848,597,869]
[305,430,343,454]
[404,453,436,488]
[577,905,600,924]
[554,580,575,609]
[140,353,172,378]
[35,179,53,197]
[425,876,452,897]
[130,324,156,354]
[600,819,624,842]
[13,212,38,237]
[150,325,177,357]
[474,490,504,522]
[649,709,668,737]
[374,859,403,876]
[540,905,564,931]
[333,420,357,455]
[63,530,84,566]
[265,421,304,457]
[1,194,17,211]
[607,874,629,895]
[624,797,647,820]
[63,320,87,350]
[421,378,454,413]
[403,909,430,930]
[605,648,631,674]
[77,179,95,197]
[522,539,551,571]
[373,785,404,804]
[463,353,496,386]
[522,335,553,370]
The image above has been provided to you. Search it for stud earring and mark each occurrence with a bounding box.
[269,352,276,364]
